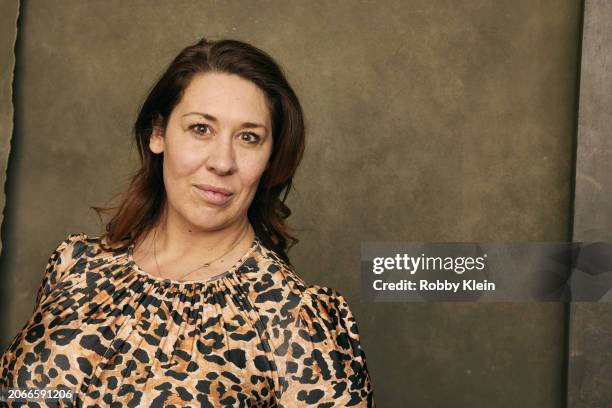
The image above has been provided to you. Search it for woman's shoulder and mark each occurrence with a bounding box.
[44,231,125,275]
[252,240,360,331]
[295,284,361,341]
[55,231,128,253]
[248,238,306,288]
[56,231,88,246]
[51,231,100,249]
[47,231,89,263]
[36,232,92,306]
[252,239,353,303]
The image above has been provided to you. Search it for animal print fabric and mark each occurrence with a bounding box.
[1,233,375,407]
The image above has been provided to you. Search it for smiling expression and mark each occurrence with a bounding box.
[149,71,273,231]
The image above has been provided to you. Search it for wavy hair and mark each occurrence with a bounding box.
[92,38,305,264]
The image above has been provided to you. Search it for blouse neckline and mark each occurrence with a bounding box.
[125,236,260,287]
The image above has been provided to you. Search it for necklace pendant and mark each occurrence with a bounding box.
[202,263,210,267]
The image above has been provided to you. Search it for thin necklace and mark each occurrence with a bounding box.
[152,226,249,281]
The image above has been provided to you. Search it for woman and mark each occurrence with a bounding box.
[0,38,375,407]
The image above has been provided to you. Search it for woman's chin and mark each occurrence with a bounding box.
[185,211,235,231]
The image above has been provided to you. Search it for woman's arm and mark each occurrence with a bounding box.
[34,233,85,309]
[276,285,376,407]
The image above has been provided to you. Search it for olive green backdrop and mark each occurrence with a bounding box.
[568,0,612,406]
[0,1,602,407]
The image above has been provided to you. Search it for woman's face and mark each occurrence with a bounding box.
[149,71,273,232]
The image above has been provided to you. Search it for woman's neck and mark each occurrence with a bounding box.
[154,208,254,257]
[133,206,255,279]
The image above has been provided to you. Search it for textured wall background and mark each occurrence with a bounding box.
[0,1,584,406]
[568,0,612,406]
[0,0,19,344]
[0,0,19,254]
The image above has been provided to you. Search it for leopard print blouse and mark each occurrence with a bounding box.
[0,233,375,407]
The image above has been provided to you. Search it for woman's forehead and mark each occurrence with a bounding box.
[178,72,271,126]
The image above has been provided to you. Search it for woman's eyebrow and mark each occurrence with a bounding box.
[182,111,267,132]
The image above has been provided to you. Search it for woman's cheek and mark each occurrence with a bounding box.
[242,158,268,186]
[173,147,205,176]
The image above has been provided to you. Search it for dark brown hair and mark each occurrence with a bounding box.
[92,38,305,264]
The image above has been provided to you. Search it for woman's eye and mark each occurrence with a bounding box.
[240,132,261,144]
[190,123,211,136]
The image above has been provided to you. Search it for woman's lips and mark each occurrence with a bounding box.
[193,185,233,205]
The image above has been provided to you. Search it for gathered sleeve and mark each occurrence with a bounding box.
[276,285,376,407]
[34,232,85,308]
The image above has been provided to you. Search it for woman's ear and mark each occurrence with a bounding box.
[149,117,166,154]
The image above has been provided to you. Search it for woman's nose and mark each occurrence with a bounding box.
[204,136,236,175]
